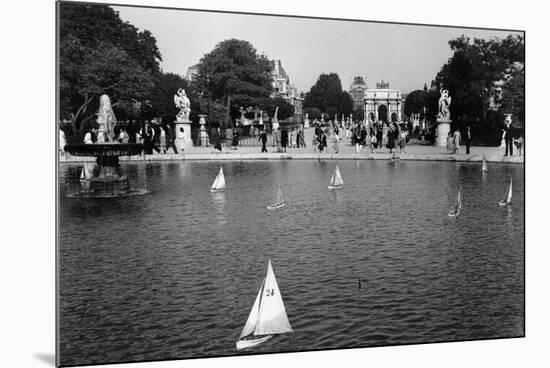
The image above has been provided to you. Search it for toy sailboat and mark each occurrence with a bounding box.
[267,186,284,210]
[481,155,488,173]
[448,186,462,217]
[328,165,344,190]
[236,259,293,351]
[498,178,513,206]
[210,166,225,192]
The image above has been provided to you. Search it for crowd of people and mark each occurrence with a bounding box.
[308,119,411,158]
[269,125,307,153]
[59,117,524,158]
[71,120,181,154]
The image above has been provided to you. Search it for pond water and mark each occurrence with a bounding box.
[58,160,524,366]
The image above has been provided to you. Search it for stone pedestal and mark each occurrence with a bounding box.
[435,118,451,147]
[198,115,209,147]
[175,119,193,149]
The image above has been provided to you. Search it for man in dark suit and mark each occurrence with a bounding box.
[258,130,268,152]
[504,120,514,156]
[164,122,178,154]
[465,126,472,154]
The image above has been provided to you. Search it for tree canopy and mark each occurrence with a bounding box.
[149,73,189,123]
[404,90,428,117]
[265,97,295,121]
[304,73,353,117]
[59,3,162,134]
[435,34,524,131]
[192,39,274,126]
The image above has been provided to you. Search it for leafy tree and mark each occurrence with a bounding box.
[501,62,525,126]
[325,107,339,120]
[59,3,161,74]
[304,73,343,113]
[192,39,274,127]
[263,97,295,121]
[149,73,189,123]
[304,73,354,118]
[60,36,154,133]
[404,90,428,117]
[339,92,355,116]
[59,3,162,134]
[303,107,321,120]
[435,34,524,132]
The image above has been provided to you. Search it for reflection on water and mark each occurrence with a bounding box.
[59,160,524,366]
[210,192,227,226]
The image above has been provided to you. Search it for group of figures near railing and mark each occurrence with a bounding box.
[190,122,303,147]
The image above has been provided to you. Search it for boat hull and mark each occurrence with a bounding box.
[210,188,224,193]
[236,335,273,351]
[498,200,510,206]
[328,185,343,190]
[267,202,285,210]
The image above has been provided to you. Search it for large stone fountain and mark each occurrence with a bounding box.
[64,94,148,198]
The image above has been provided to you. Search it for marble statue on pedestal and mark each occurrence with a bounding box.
[174,88,191,121]
[435,89,452,147]
[438,89,452,120]
[173,88,193,148]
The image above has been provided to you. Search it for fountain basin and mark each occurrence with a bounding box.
[64,143,148,198]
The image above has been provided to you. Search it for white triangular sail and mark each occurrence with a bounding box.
[237,260,292,350]
[456,187,462,215]
[254,260,293,336]
[239,279,264,339]
[499,178,513,206]
[449,186,462,217]
[277,187,284,204]
[329,165,344,188]
[482,156,488,172]
[211,167,225,191]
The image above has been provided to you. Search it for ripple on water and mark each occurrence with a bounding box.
[59,160,524,366]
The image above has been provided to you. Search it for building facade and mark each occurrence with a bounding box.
[364,80,403,123]
[349,76,367,110]
[270,59,304,124]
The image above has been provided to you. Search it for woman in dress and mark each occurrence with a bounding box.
[387,123,396,154]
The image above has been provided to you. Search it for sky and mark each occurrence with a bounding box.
[114,5,522,94]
